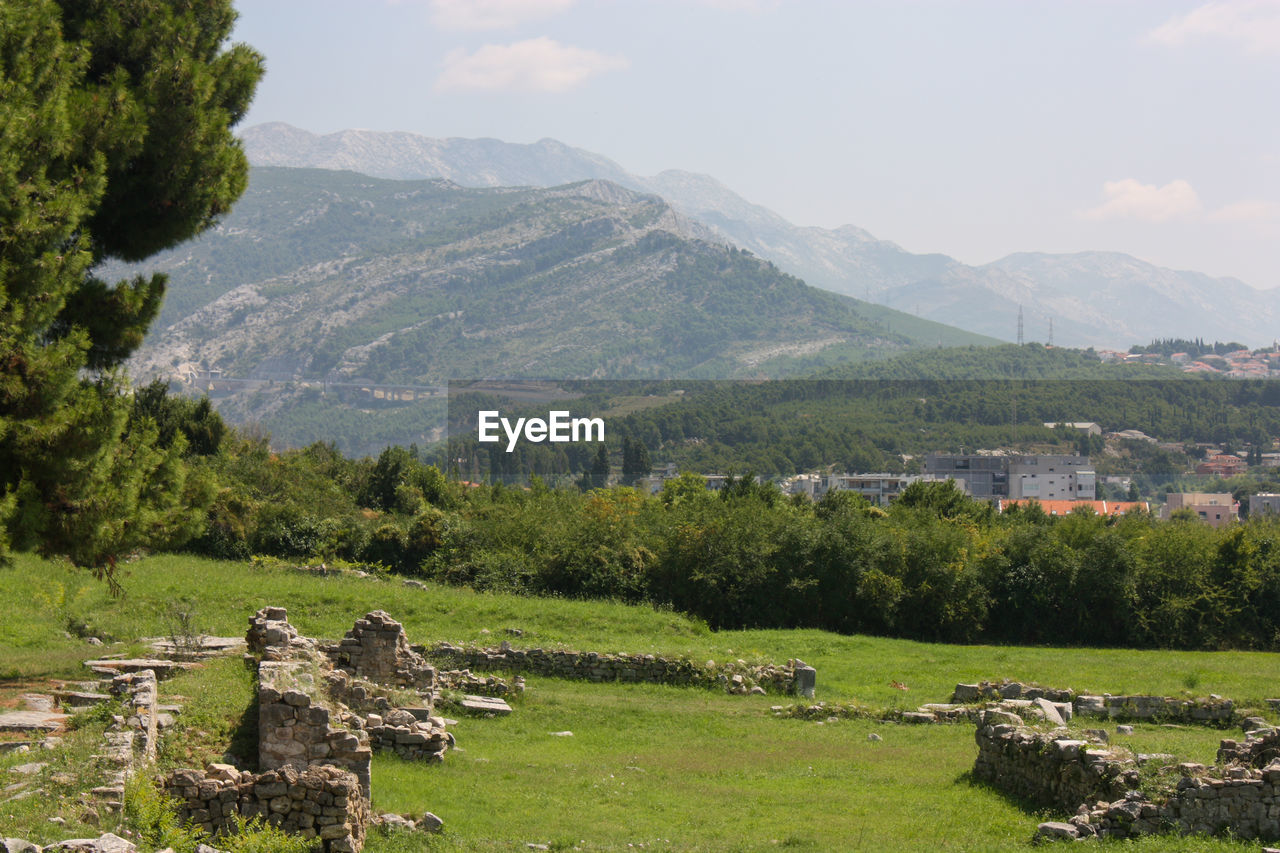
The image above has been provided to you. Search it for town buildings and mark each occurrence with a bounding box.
[925,453,1095,501]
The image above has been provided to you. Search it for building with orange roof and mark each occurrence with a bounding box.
[996,499,1149,517]
[1195,454,1247,477]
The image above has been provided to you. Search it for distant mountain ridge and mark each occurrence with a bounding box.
[243,123,1280,349]
[127,168,992,450]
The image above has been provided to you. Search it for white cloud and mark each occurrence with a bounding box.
[429,0,576,31]
[1148,1,1280,54]
[1081,179,1203,223]
[434,37,628,93]
[1207,199,1280,222]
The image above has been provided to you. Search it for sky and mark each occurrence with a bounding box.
[232,0,1280,289]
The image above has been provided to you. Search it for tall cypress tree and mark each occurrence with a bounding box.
[621,436,652,486]
[0,0,262,585]
[589,443,610,490]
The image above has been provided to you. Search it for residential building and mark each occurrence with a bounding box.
[925,453,1093,501]
[996,499,1149,517]
[1195,454,1248,477]
[1043,422,1102,436]
[1249,493,1280,517]
[823,473,956,506]
[1161,492,1238,527]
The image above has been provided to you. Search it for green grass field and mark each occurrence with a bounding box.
[2,553,1278,850]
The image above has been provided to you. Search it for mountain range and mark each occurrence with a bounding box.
[242,122,1279,349]
[126,167,989,452]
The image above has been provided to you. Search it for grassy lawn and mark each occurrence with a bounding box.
[366,680,1262,853]
[1,552,1278,851]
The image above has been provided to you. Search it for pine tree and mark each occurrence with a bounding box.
[621,436,652,486]
[0,0,262,584]
[588,443,610,490]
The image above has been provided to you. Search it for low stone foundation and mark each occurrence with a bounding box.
[163,763,367,852]
[426,642,808,695]
[1074,693,1236,724]
[953,680,1074,704]
[1219,726,1280,768]
[954,680,1238,724]
[437,668,523,697]
[361,708,451,762]
[975,718,1280,842]
[973,715,1137,811]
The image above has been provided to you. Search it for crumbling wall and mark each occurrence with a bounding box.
[953,680,1074,704]
[163,763,367,852]
[953,679,1237,724]
[975,719,1280,842]
[972,715,1137,811]
[1075,693,1235,724]
[330,611,437,691]
[247,606,314,660]
[1218,726,1280,768]
[427,642,808,695]
[361,708,451,762]
[257,661,372,799]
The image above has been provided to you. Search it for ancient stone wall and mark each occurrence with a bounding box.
[163,763,367,852]
[329,611,437,691]
[1219,726,1280,768]
[1074,693,1236,724]
[975,719,1280,842]
[426,642,807,695]
[108,669,158,765]
[954,680,1237,724]
[246,606,314,660]
[972,715,1138,811]
[436,668,522,697]
[257,660,372,798]
[360,708,451,762]
[953,680,1074,704]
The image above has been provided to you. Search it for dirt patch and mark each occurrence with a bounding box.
[0,680,60,710]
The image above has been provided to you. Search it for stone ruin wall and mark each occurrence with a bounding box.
[257,660,373,798]
[1219,726,1280,769]
[157,606,816,852]
[955,679,1237,724]
[164,606,456,852]
[328,611,437,692]
[972,713,1139,812]
[974,718,1280,841]
[162,763,367,853]
[427,642,815,696]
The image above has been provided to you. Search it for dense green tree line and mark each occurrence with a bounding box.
[149,390,1280,652]
[438,353,1280,486]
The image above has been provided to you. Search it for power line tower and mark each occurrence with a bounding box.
[1048,317,1054,347]
[1017,305,1024,346]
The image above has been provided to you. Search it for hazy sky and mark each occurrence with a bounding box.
[232,0,1279,289]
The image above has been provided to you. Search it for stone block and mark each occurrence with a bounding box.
[794,665,816,699]
[1037,821,1080,840]
[1034,697,1067,727]
[282,690,310,708]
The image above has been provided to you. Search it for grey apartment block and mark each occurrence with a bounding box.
[925,453,1092,501]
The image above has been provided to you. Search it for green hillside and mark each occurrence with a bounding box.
[121,168,994,451]
[442,345,1248,478]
